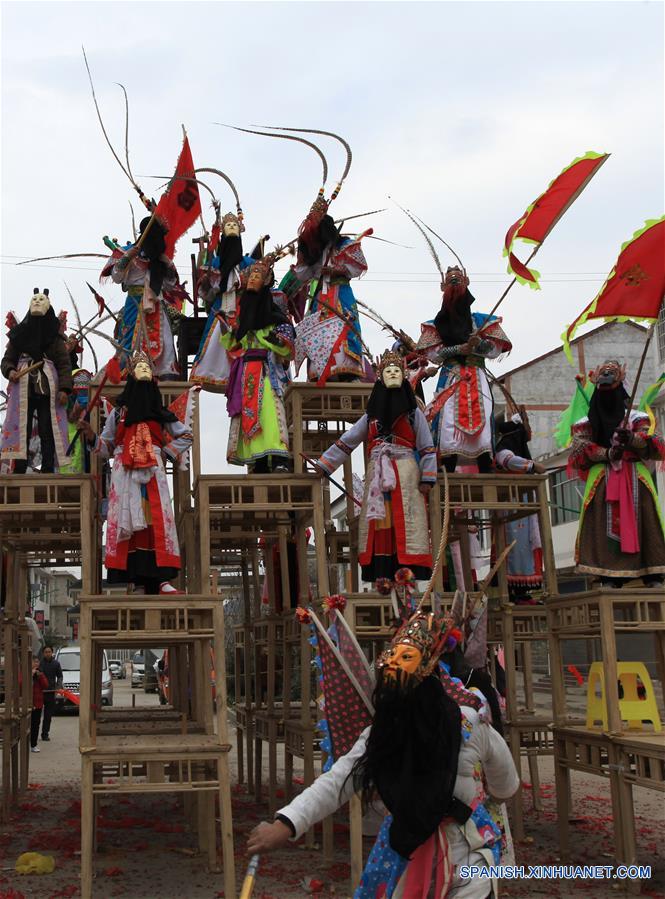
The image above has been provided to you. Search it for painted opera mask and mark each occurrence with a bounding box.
[590,360,626,391]
[377,610,447,684]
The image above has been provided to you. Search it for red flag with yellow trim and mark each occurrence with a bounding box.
[563,217,665,362]
[154,136,201,259]
[504,151,609,289]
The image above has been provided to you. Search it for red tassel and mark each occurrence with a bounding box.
[105,356,124,384]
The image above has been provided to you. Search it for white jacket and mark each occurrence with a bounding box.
[279,704,518,839]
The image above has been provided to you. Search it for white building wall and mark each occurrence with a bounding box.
[502,322,657,461]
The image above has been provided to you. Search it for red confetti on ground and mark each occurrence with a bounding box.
[153,822,184,833]
[104,868,124,877]
[48,885,79,898]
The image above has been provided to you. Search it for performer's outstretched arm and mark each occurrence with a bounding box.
[247,728,369,853]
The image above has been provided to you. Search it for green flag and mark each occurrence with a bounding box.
[554,378,594,449]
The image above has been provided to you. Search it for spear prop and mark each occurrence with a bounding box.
[300,452,362,508]
[65,371,109,456]
[82,46,152,210]
[85,282,118,324]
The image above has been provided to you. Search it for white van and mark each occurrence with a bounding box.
[55,645,113,709]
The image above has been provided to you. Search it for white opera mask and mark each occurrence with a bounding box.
[133,360,153,382]
[381,363,404,389]
[222,217,241,238]
[30,290,51,316]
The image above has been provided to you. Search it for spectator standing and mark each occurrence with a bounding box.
[39,645,62,741]
[31,659,49,752]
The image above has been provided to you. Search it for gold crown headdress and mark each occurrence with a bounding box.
[376,349,407,377]
[240,245,291,290]
[128,350,154,374]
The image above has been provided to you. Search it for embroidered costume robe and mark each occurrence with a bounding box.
[318,409,437,581]
[190,256,252,392]
[570,411,665,579]
[110,254,179,379]
[91,407,193,585]
[418,313,511,463]
[292,236,368,383]
[222,322,295,469]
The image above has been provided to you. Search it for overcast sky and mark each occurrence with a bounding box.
[2,1,663,472]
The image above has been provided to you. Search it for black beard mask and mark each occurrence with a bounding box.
[434,287,475,348]
[297,214,341,267]
[235,286,288,342]
[138,217,169,294]
[216,233,244,290]
[366,379,417,436]
[588,382,629,447]
[9,306,61,361]
[116,376,178,427]
[352,673,462,859]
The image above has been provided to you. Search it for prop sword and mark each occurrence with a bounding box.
[300,452,362,508]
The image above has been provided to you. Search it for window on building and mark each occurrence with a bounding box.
[549,469,584,526]
[657,304,665,363]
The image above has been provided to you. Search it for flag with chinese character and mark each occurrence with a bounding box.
[505,151,609,289]
[563,217,665,362]
[155,136,201,259]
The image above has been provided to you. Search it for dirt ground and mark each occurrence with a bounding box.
[1,682,663,899]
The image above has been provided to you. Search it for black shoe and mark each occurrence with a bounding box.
[41,735,50,741]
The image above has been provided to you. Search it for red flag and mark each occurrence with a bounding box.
[563,217,665,362]
[154,136,201,259]
[505,151,609,289]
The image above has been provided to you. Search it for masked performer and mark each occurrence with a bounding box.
[292,212,369,383]
[103,217,180,380]
[248,608,519,898]
[190,210,255,392]
[270,130,367,383]
[223,253,295,473]
[494,413,546,602]
[61,369,93,475]
[417,267,512,473]
[1,289,71,473]
[570,360,665,587]
[316,351,436,585]
[78,352,192,594]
